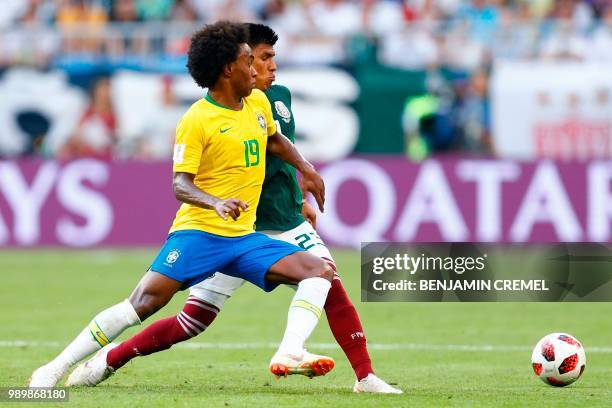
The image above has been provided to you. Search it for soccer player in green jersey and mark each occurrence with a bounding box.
[37,23,401,394]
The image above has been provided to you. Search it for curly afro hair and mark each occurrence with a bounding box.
[187,21,249,89]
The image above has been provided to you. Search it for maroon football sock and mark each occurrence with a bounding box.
[107,296,219,370]
[324,274,374,381]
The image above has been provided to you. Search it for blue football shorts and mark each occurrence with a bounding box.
[149,229,303,291]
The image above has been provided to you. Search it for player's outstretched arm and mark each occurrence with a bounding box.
[172,172,248,220]
[266,132,325,211]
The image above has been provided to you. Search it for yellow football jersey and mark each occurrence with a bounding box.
[170,88,276,237]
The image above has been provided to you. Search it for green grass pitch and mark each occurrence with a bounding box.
[1,249,612,407]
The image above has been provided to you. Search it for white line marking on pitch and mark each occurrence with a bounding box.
[1,340,611,353]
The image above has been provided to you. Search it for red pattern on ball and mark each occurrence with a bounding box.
[532,363,543,376]
[541,340,555,362]
[546,377,568,387]
[558,335,581,348]
[558,353,579,374]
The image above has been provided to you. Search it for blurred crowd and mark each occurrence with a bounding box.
[1,0,611,160]
[2,0,612,67]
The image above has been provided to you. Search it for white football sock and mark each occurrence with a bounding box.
[276,277,331,357]
[48,299,140,372]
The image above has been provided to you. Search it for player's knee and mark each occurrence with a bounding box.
[308,259,334,282]
[129,294,166,321]
[192,290,230,310]
[320,263,334,282]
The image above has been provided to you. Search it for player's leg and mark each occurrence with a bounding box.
[65,232,331,385]
[104,275,245,371]
[266,251,333,360]
[223,234,334,377]
[61,231,244,387]
[28,271,181,387]
[60,271,181,387]
[326,278,402,393]
[265,222,402,393]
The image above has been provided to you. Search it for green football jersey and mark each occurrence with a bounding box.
[255,85,305,231]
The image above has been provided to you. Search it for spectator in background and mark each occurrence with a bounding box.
[456,68,492,153]
[188,0,264,20]
[134,0,198,21]
[132,75,182,159]
[169,0,198,22]
[402,0,461,23]
[242,0,270,17]
[270,0,364,65]
[403,70,460,160]
[0,0,28,29]
[523,0,555,19]
[586,3,612,61]
[442,20,487,70]
[56,0,108,54]
[16,110,51,156]
[306,0,361,36]
[362,0,405,36]
[135,0,173,21]
[58,77,117,159]
[210,0,256,22]
[20,0,57,25]
[159,0,199,56]
[540,24,588,61]
[379,24,441,69]
[110,0,139,22]
[261,0,286,20]
[538,0,595,60]
[456,0,501,45]
[0,0,59,68]
[593,0,612,18]
[107,0,149,55]
[262,0,310,35]
[188,0,225,20]
[492,1,539,60]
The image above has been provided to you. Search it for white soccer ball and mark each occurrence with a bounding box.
[531,333,586,387]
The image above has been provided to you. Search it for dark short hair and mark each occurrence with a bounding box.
[187,21,248,89]
[245,23,278,48]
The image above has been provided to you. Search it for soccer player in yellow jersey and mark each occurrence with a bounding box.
[60,23,400,394]
[29,21,335,387]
